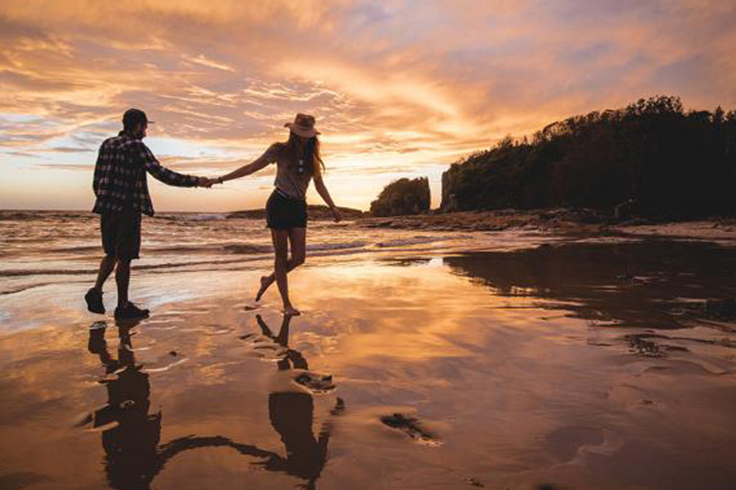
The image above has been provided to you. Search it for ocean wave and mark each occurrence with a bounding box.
[146,245,222,254]
[223,243,272,254]
[157,213,230,222]
[7,240,370,258]
[0,257,266,278]
[0,212,36,221]
[307,240,369,252]
[123,243,271,255]
[47,245,101,254]
[0,211,91,221]
[374,235,462,248]
[226,240,369,254]
[0,238,443,279]
[0,268,93,277]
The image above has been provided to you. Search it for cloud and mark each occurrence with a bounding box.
[182,54,235,72]
[31,163,92,171]
[1,0,734,210]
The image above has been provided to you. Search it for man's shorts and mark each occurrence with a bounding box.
[101,207,141,260]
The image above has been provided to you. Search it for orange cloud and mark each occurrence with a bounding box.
[1,0,734,211]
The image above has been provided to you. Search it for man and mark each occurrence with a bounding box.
[85,108,214,320]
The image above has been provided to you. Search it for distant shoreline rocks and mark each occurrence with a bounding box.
[359,208,736,236]
[226,205,366,221]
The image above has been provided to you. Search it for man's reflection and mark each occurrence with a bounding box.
[87,319,161,490]
[255,314,344,489]
[84,315,343,490]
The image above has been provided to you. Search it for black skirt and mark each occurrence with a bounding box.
[266,189,307,229]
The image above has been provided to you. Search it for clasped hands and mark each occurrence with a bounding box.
[195,177,223,189]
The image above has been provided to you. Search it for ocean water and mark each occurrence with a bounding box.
[0,210,560,300]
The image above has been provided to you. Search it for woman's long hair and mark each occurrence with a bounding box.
[284,132,325,177]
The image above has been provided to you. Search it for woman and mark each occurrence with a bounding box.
[216,114,341,316]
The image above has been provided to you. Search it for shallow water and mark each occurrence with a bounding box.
[1,231,735,489]
[0,210,559,300]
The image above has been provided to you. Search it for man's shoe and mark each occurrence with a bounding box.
[114,302,150,321]
[85,288,105,314]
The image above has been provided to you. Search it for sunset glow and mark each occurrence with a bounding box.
[2,0,735,211]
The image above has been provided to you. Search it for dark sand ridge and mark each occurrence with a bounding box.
[360,208,736,236]
[0,241,735,489]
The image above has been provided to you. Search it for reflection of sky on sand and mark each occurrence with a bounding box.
[1,242,736,489]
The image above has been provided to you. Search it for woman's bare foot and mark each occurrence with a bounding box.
[284,305,301,317]
[255,275,271,302]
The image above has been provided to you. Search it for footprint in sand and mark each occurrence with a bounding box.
[380,413,442,447]
[293,371,335,394]
[238,333,289,361]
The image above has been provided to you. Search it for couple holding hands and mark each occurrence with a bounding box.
[85,109,340,320]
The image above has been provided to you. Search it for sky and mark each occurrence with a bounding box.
[1,0,735,212]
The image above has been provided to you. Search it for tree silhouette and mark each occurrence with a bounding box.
[441,95,736,219]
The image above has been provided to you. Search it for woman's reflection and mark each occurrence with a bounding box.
[255,313,345,489]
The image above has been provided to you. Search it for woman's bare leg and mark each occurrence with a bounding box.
[271,229,291,311]
[270,229,300,316]
[256,227,307,302]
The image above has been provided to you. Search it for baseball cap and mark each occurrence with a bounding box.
[122,108,155,129]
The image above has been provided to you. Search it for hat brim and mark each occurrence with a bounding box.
[285,123,319,138]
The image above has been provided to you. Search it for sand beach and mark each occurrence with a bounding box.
[1,211,736,489]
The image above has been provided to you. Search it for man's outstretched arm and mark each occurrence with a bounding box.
[133,141,209,187]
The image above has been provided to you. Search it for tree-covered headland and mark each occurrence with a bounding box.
[441,96,736,219]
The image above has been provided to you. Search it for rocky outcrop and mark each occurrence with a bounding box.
[369,177,430,217]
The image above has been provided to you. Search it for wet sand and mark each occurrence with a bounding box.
[1,241,736,489]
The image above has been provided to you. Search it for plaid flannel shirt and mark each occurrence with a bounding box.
[92,131,198,216]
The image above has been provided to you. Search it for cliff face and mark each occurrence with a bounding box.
[440,142,541,212]
[440,169,459,211]
[440,96,736,218]
[370,177,431,217]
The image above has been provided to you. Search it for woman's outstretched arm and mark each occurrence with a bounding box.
[218,144,277,183]
[314,173,341,222]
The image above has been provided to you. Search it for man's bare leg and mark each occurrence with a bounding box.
[115,259,131,308]
[86,255,116,313]
[93,256,117,292]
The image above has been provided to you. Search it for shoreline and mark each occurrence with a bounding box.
[358,209,736,241]
[4,207,735,239]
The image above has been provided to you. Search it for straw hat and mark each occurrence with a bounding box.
[284,113,320,138]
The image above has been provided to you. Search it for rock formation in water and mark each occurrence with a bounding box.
[370,177,431,217]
